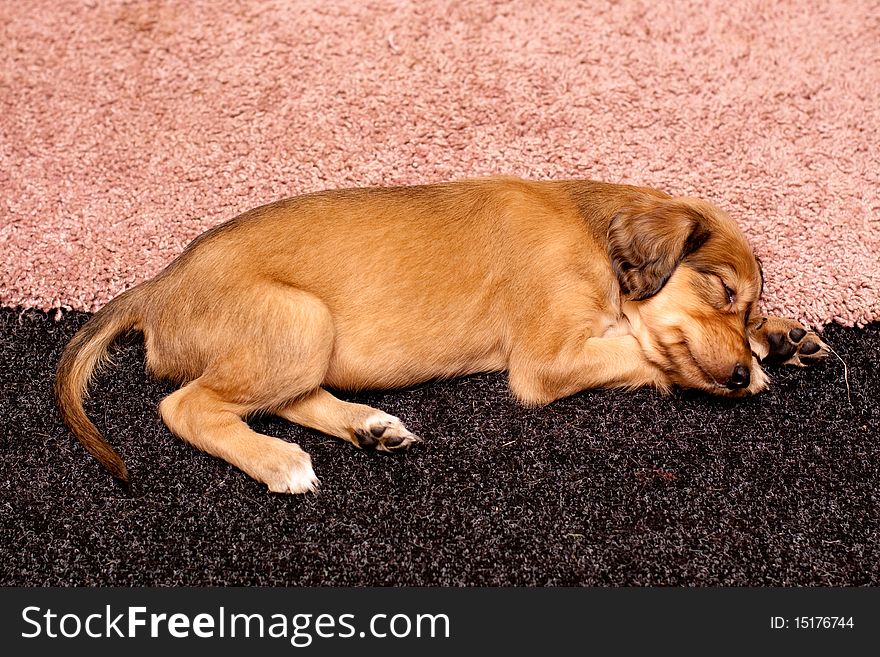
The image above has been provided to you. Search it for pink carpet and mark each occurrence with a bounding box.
[1,0,878,327]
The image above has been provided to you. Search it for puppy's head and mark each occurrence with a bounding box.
[609,196,765,396]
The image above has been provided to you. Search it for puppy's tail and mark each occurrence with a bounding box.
[55,286,145,486]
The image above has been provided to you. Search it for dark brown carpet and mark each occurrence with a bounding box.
[1,307,878,586]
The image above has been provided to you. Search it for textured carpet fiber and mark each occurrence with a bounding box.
[1,0,879,326]
[1,308,877,586]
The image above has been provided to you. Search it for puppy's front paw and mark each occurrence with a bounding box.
[353,413,421,453]
[749,316,829,367]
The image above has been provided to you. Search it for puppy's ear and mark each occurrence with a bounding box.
[608,199,711,301]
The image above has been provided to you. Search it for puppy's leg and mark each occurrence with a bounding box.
[749,315,829,366]
[278,388,420,453]
[508,334,670,406]
[155,285,335,493]
[160,382,319,493]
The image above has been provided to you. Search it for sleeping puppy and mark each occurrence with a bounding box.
[55,177,829,493]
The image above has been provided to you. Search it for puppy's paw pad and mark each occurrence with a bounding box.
[783,330,828,366]
[799,339,821,355]
[752,316,829,367]
[354,414,421,453]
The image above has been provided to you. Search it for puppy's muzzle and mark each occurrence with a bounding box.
[725,362,751,390]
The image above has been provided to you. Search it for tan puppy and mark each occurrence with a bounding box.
[55,178,828,493]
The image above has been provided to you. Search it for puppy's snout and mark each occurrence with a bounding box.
[726,363,751,390]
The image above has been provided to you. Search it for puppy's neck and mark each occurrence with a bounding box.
[620,300,648,342]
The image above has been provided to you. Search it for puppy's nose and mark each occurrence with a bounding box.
[726,363,751,390]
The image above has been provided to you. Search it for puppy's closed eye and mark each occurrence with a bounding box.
[720,279,736,305]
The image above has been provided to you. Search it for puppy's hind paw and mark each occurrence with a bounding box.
[264,444,320,494]
[354,413,422,453]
